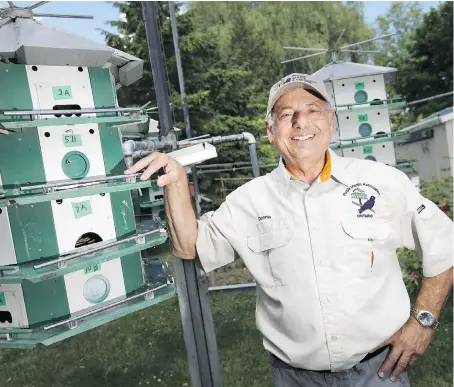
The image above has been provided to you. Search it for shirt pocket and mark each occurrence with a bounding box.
[246,226,292,288]
[340,219,393,276]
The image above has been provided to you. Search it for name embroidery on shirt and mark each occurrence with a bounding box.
[343,183,381,218]
[258,215,272,221]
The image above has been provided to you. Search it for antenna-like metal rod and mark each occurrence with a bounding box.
[334,29,346,48]
[339,33,395,50]
[281,51,327,64]
[283,47,328,52]
[7,2,15,8]
[340,49,381,53]
[28,1,48,10]
[32,12,94,19]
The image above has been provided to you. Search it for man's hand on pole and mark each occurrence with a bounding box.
[125,152,186,186]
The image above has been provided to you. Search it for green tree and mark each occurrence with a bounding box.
[103,1,377,207]
[375,2,453,123]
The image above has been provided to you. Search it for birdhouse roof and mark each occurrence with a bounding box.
[0,16,143,86]
[312,61,397,82]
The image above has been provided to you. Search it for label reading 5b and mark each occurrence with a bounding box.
[72,200,92,219]
[84,263,101,275]
[62,134,82,147]
[52,85,73,100]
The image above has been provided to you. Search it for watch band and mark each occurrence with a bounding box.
[411,307,439,330]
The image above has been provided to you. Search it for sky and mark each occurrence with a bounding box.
[0,1,442,45]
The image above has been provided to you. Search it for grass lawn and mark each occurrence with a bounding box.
[0,280,451,386]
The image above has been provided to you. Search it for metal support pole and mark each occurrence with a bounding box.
[142,2,173,138]
[142,3,221,386]
[169,1,202,218]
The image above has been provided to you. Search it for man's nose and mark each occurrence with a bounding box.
[292,112,310,129]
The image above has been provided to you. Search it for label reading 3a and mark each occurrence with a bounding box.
[52,85,73,100]
[62,134,82,147]
[0,292,6,306]
[84,263,101,275]
[72,200,92,219]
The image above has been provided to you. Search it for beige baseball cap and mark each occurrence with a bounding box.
[266,73,331,116]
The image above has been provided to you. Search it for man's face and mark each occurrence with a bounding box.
[266,87,334,165]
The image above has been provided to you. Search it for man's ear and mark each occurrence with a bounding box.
[265,121,273,144]
[329,112,335,137]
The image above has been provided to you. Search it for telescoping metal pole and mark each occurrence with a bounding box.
[142,3,222,387]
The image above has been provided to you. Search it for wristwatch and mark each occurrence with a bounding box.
[411,307,439,330]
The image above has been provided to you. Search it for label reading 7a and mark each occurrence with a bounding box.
[62,134,82,147]
[72,200,92,219]
[52,85,73,100]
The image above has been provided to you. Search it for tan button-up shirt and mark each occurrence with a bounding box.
[195,149,453,371]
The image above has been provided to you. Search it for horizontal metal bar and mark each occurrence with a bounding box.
[283,46,327,52]
[32,12,94,19]
[214,177,253,181]
[0,179,153,207]
[333,130,409,143]
[2,107,140,116]
[208,283,256,294]
[43,284,168,331]
[0,114,148,130]
[331,134,410,150]
[20,173,142,191]
[336,98,405,108]
[34,229,162,270]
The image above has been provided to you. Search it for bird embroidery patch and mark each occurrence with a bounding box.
[343,183,381,218]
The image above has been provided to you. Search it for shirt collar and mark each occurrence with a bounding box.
[274,148,353,194]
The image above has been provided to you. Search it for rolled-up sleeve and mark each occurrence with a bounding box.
[400,174,453,277]
[196,195,241,273]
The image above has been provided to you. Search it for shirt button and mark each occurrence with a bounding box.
[320,260,325,265]
[311,226,317,231]
[331,336,338,341]
[323,297,330,304]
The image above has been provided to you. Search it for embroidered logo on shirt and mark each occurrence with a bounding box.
[258,215,272,221]
[343,184,381,218]
[417,204,426,214]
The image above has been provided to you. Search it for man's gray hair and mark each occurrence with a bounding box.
[266,101,334,129]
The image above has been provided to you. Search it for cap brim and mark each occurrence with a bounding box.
[267,81,328,115]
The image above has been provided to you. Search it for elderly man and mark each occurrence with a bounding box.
[126,73,453,387]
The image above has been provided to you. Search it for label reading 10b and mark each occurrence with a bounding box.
[62,134,82,147]
[52,85,73,100]
[358,114,369,122]
[72,200,92,219]
[84,263,101,275]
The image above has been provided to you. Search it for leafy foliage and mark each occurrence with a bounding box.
[376,2,453,125]
[102,1,374,204]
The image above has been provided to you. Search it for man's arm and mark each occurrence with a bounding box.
[125,152,197,259]
[414,268,453,321]
[377,173,453,382]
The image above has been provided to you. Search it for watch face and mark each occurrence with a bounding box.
[419,311,435,326]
